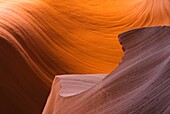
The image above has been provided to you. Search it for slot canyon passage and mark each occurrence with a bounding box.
[0,0,169,114]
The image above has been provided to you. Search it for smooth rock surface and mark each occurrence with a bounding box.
[1,0,170,113]
[43,26,170,114]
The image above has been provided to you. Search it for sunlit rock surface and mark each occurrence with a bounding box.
[0,0,170,113]
[43,26,170,114]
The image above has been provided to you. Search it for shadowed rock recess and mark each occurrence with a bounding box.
[43,26,170,114]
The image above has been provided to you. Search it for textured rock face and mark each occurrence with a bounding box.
[0,0,170,114]
[43,26,170,114]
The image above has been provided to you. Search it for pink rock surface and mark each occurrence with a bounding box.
[43,26,170,114]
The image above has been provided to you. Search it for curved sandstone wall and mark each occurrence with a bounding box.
[43,26,170,114]
[0,0,170,113]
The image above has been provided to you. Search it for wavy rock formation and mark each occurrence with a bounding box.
[0,0,170,113]
[43,26,170,114]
